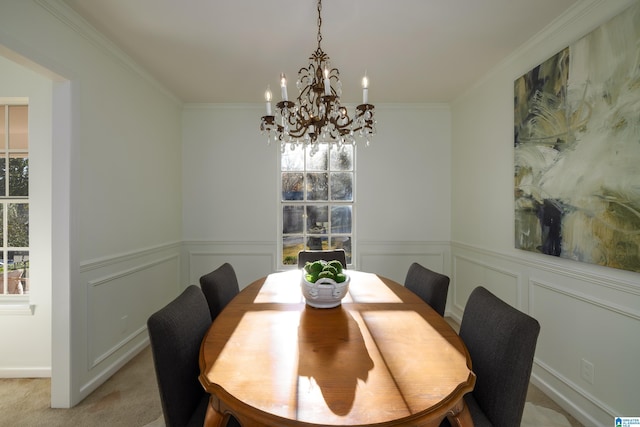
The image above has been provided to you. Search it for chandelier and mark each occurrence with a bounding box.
[260,0,376,153]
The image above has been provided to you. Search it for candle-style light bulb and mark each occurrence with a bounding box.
[265,85,272,115]
[362,74,369,104]
[280,73,288,101]
[324,67,331,96]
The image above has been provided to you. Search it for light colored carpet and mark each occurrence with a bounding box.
[522,402,572,427]
[143,416,164,427]
[0,346,162,427]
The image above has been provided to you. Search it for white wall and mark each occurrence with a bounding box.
[0,56,52,376]
[5,0,635,422]
[0,0,183,407]
[181,104,453,289]
[450,1,639,425]
[357,105,453,281]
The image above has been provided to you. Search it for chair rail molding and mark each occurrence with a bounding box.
[182,240,276,290]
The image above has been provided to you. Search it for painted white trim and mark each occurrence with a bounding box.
[0,302,34,315]
[0,366,50,378]
[358,240,451,248]
[80,241,181,272]
[452,0,637,106]
[51,79,74,408]
[0,97,28,103]
[182,240,275,247]
[89,326,148,369]
[531,278,640,321]
[78,337,149,401]
[452,241,640,294]
[532,359,615,427]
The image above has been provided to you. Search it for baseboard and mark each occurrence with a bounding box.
[531,361,616,426]
[0,366,51,378]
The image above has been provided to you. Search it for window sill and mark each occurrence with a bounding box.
[0,298,34,315]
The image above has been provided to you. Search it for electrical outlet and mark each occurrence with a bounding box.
[581,358,594,384]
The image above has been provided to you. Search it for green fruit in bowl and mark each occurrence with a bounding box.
[317,270,335,280]
[328,260,343,273]
[303,259,346,283]
[323,265,338,276]
[304,261,325,275]
[335,273,347,283]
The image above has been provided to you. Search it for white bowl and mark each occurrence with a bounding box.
[300,272,350,308]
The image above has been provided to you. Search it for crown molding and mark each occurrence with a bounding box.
[453,0,637,105]
[35,0,182,105]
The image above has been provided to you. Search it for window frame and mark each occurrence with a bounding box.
[0,102,30,299]
[277,143,356,269]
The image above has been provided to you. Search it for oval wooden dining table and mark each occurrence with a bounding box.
[199,270,476,427]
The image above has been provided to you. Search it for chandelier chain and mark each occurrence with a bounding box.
[317,0,322,49]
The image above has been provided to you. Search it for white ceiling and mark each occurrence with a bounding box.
[62,0,579,104]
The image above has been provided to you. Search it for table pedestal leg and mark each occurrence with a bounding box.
[204,396,224,427]
[445,397,474,427]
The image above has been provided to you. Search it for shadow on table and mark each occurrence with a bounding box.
[297,306,374,415]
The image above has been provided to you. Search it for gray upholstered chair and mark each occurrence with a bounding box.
[403,262,450,316]
[147,286,211,427]
[441,286,540,427]
[199,263,240,321]
[297,249,347,268]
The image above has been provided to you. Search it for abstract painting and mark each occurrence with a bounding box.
[514,3,640,273]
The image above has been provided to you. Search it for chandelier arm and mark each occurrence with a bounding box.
[284,107,313,139]
[330,114,353,134]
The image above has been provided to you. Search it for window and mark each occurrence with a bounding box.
[0,104,29,295]
[280,144,354,267]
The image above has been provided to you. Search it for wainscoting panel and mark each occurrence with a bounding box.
[451,255,486,314]
[357,241,451,285]
[452,254,520,314]
[78,242,182,401]
[87,253,180,368]
[531,279,640,423]
[451,242,640,426]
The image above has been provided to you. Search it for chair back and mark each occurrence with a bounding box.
[404,263,449,316]
[147,285,212,427]
[199,263,240,321]
[297,249,347,268]
[459,286,540,427]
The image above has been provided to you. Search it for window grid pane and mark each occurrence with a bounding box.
[8,106,28,150]
[9,155,28,197]
[280,144,354,266]
[0,106,5,149]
